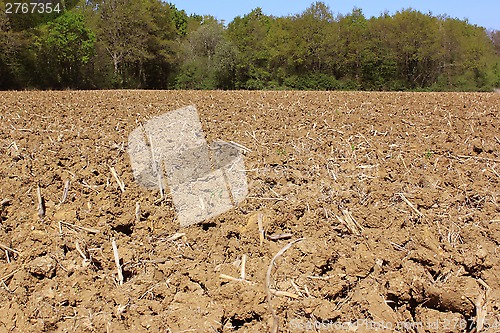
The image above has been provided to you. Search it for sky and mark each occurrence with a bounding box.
[169,0,500,31]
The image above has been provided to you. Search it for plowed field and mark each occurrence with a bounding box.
[0,91,499,332]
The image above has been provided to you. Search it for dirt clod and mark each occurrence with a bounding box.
[26,255,56,279]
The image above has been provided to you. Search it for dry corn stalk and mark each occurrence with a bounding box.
[335,209,363,235]
[37,184,45,220]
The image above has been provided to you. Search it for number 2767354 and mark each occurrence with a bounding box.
[5,2,61,14]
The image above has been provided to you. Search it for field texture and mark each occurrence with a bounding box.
[0,91,499,332]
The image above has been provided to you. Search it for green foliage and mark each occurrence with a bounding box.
[276,147,286,156]
[0,1,499,90]
[42,12,94,64]
[33,11,95,88]
[288,2,335,74]
[213,39,239,89]
[174,58,217,89]
[83,0,180,88]
[335,8,368,82]
[283,73,339,90]
[226,8,273,88]
[174,18,238,89]
[168,4,188,36]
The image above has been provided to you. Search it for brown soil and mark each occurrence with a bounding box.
[0,91,499,333]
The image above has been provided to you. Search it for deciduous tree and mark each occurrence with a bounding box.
[33,11,95,88]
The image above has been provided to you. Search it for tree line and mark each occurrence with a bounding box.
[1,0,499,91]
